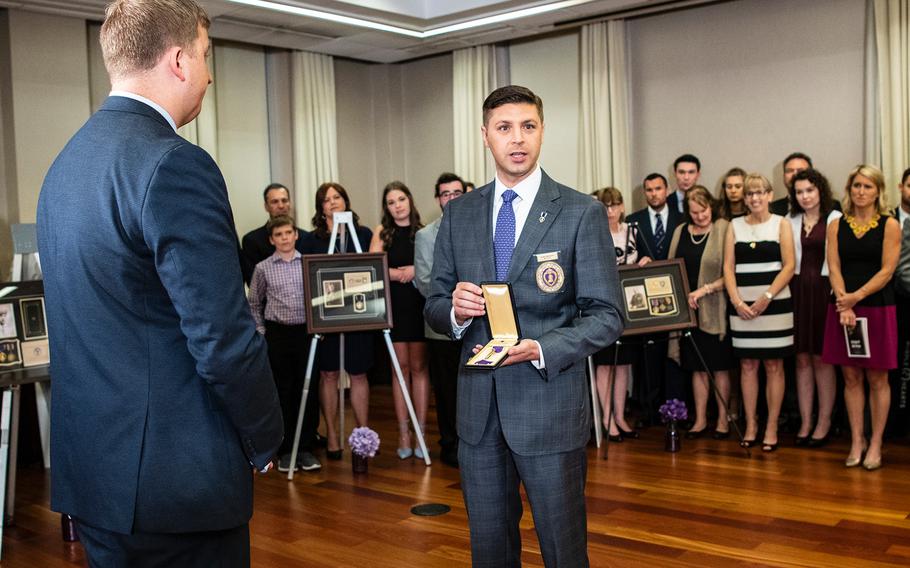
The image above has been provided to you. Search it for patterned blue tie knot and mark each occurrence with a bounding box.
[494,190,519,281]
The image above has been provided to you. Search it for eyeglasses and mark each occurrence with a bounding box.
[439,191,464,199]
[744,190,770,198]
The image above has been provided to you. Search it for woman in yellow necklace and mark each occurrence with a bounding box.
[822,165,900,471]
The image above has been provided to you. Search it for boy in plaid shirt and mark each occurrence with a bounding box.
[249,215,321,472]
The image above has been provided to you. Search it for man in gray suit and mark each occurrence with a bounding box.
[425,85,623,566]
[415,172,466,468]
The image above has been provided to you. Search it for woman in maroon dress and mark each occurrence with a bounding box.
[787,169,840,447]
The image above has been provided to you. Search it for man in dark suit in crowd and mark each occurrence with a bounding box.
[627,173,682,262]
[414,172,466,468]
[425,85,623,566]
[626,174,685,423]
[240,182,308,284]
[771,152,812,215]
[37,1,283,565]
[890,167,910,435]
[667,154,701,214]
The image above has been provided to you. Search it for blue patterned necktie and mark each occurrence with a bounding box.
[654,212,666,257]
[494,189,518,281]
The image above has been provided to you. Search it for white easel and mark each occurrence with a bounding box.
[287,212,430,480]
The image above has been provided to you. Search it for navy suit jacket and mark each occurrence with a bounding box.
[626,206,683,261]
[37,97,283,534]
[424,171,623,455]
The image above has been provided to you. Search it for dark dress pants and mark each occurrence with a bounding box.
[459,382,589,567]
[74,519,249,568]
[265,321,318,454]
[428,338,461,456]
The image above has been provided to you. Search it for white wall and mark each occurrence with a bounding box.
[628,0,866,207]
[335,53,454,229]
[213,42,272,240]
[7,10,91,224]
[510,32,580,190]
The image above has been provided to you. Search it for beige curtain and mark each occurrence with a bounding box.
[178,47,219,162]
[453,46,498,187]
[578,20,631,202]
[871,0,910,202]
[290,50,338,225]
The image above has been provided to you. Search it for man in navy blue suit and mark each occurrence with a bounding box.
[37,1,282,566]
[626,173,685,423]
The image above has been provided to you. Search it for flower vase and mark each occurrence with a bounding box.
[665,420,681,453]
[352,453,369,474]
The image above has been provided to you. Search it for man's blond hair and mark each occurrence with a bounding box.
[100,0,210,79]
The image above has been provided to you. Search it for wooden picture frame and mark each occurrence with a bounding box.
[19,297,47,340]
[302,252,393,334]
[617,258,697,336]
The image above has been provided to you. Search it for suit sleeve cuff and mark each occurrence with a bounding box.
[450,307,472,339]
[530,340,545,369]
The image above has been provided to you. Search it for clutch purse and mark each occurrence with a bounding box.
[464,282,521,369]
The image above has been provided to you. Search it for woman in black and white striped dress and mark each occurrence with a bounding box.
[723,173,795,452]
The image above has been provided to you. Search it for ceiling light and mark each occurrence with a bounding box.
[224,0,597,39]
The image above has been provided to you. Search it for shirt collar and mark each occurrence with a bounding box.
[270,250,302,263]
[109,91,178,132]
[649,205,667,217]
[494,165,542,202]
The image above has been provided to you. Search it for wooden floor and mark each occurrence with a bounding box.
[3,385,910,567]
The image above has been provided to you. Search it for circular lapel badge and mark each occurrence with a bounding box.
[536,261,564,293]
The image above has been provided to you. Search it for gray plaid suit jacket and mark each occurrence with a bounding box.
[425,171,624,455]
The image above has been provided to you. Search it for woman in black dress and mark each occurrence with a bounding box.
[823,165,900,470]
[787,169,840,447]
[307,182,374,460]
[592,188,643,442]
[668,186,734,438]
[369,181,428,459]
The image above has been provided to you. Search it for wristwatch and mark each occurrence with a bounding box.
[763,291,773,300]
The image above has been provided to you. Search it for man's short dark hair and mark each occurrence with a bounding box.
[266,215,295,235]
[482,85,543,125]
[434,173,465,197]
[263,183,289,202]
[643,172,668,187]
[902,167,910,185]
[673,154,701,171]
[783,152,813,169]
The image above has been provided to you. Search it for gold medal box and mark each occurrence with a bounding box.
[465,282,521,369]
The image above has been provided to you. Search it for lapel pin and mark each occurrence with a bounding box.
[539,212,548,223]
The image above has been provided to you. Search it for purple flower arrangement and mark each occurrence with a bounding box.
[659,399,688,423]
[348,427,380,458]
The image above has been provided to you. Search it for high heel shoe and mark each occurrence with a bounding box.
[607,433,623,443]
[413,424,426,459]
[712,430,730,440]
[794,435,809,447]
[618,427,640,439]
[845,445,867,467]
[740,438,756,448]
[397,422,413,460]
[862,457,882,471]
[807,433,830,448]
[762,442,778,453]
[685,428,706,440]
[326,449,342,461]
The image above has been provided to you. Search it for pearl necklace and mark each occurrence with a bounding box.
[689,227,710,245]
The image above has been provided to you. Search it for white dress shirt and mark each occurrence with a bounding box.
[674,189,685,212]
[649,205,669,235]
[899,206,910,229]
[451,166,545,368]
[109,90,178,133]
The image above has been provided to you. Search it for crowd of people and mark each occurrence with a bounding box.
[592,153,910,471]
[241,152,910,475]
[242,175,473,472]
